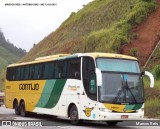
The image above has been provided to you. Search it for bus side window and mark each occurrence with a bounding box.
[33,64,42,79]
[33,64,38,79]
[19,66,24,80]
[54,61,59,79]
[6,67,14,81]
[24,66,30,80]
[68,58,81,79]
[57,60,68,79]
[15,67,20,80]
[82,57,97,100]
[62,61,68,78]
[29,65,34,79]
[43,62,55,79]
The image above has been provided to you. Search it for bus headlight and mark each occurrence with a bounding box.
[136,108,144,113]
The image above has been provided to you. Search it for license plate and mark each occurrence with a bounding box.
[121,115,128,119]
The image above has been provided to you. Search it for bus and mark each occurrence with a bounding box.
[5,53,154,126]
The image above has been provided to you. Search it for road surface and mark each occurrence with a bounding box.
[0,105,159,129]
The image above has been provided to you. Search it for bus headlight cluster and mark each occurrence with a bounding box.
[136,108,144,113]
[99,115,107,119]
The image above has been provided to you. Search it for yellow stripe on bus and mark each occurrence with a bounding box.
[103,103,134,113]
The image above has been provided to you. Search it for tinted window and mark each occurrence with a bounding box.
[43,62,54,79]
[6,67,15,81]
[33,64,42,79]
[68,58,81,79]
[58,61,66,78]
[24,65,30,80]
[6,58,81,81]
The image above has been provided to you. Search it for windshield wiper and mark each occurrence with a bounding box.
[113,75,137,104]
[125,80,137,103]
[113,80,126,103]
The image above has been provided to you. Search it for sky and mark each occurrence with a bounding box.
[0,0,92,51]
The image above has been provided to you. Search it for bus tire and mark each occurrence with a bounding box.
[69,105,81,125]
[13,100,20,115]
[20,101,28,117]
[106,121,118,126]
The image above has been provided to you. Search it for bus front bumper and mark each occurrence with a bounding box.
[96,111,144,121]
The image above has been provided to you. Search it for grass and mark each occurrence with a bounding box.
[144,77,160,90]
[144,98,160,119]
[77,0,156,53]
[143,69,160,118]
[143,41,160,118]
[143,44,160,118]
[144,43,160,118]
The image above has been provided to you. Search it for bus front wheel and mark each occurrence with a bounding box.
[69,105,81,125]
[14,100,20,115]
[20,101,28,117]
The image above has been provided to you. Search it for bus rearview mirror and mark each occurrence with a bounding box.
[144,71,154,88]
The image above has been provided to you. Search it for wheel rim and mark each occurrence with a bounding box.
[71,109,77,120]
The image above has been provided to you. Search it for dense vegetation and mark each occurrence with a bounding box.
[22,0,156,61]
[0,29,26,90]
[144,45,160,118]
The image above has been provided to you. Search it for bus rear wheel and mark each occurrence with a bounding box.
[69,105,81,125]
[20,101,28,117]
[14,100,20,115]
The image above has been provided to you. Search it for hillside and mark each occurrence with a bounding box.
[121,2,160,66]
[21,0,156,62]
[0,30,26,89]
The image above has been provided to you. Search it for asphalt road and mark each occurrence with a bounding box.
[0,105,160,129]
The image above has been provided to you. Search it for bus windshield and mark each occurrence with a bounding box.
[96,58,143,104]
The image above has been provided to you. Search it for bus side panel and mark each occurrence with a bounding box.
[33,79,67,116]
[33,79,83,117]
[5,80,46,111]
[64,79,99,120]
[64,79,83,117]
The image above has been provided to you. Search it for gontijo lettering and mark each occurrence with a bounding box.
[19,83,39,90]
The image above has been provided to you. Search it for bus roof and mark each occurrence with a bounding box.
[84,52,137,60]
[8,52,137,67]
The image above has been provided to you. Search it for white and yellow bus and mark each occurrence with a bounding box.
[5,53,154,125]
